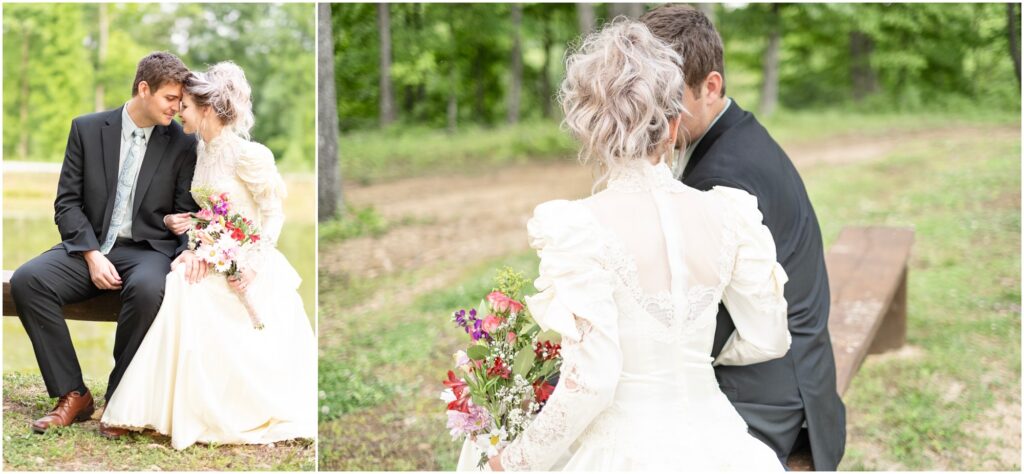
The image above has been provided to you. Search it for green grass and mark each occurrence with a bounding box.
[318,119,1020,470]
[2,372,315,471]
[338,109,1021,185]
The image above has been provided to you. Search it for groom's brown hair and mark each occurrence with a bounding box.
[640,4,726,98]
[131,52,190,96]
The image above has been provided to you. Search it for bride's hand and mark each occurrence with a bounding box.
[172,250,207,284]
[228,269,256,293]
[487,452,505,471]
[163,212,192,235]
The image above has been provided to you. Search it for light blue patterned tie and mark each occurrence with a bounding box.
[100,129,146,254]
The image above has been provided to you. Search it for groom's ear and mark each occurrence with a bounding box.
[137,80,151,98]
[703,72,724,102]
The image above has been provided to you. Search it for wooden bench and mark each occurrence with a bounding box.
[2,270,121,322]
[786,225,915,470]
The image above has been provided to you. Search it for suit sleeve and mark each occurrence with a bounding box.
[54,119,101,255]
[172,140,199,256]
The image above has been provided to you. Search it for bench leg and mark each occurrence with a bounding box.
[869,265,907,354]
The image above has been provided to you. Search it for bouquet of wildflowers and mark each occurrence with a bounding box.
[187,187,264,329]
[441,268,562,469]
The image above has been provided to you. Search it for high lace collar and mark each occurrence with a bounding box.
[606,159,681,193]
[198,130,244,157]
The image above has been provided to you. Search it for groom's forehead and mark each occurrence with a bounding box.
[153,82,184,98]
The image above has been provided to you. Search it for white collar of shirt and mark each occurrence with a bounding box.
[674,97,733,179]
[121,104,155,143]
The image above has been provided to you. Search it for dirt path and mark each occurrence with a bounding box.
[320,125,1019,311]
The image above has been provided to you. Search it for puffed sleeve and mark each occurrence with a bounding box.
[709,186,791,366]
[498,200,622,471]
[237,141,287,246]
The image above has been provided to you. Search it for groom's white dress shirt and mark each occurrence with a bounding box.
[117,104,155,239]
[674,97,732,180]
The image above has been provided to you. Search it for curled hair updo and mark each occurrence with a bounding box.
[559,19,686,184]
[185,61,255,139]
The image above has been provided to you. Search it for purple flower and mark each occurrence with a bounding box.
[470,308,477,317]
[213,201,230,216]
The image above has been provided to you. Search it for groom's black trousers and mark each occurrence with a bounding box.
[11,241,171,402]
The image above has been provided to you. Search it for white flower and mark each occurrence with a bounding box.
[440,388,456,404]
[198,244,220,265]
[476,427,508,457]
[214,258,231,273]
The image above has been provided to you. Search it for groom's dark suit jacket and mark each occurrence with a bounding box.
[682,100,846,470]
[56,106,198,258]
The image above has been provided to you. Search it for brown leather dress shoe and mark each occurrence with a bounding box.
[98,423,130,439]
[31,390,95,433]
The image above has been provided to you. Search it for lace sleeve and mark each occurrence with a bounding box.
[237,141,287,246]
[710,186,791,366]
[236,142,287,275]
[499,200,622,471]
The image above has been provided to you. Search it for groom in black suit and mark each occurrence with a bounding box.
[11,52,200,436]
[641,5,847,470]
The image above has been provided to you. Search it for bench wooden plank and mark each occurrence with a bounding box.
[3,270,121,322]
[825,226,914,396]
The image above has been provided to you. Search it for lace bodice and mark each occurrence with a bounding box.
[497,160,791,471]
[192,131,287,271]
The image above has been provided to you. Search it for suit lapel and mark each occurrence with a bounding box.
[682,100,746,180]
[101,107,123,207]
[131,125,171,219]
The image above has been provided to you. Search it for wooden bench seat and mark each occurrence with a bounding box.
[787,225,915,470]
[2,270,121,322]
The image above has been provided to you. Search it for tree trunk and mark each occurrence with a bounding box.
[473,49,486,123]
[850,30,878,102]
[758,4,781,117]
[540,16,554,118]
[318,3,343,220]
[507,4,523,125]
[95,3,108,112]
[577,3,596,35]
[609,3,645,19]
[18,27,31,160]
[377,3,396,126]
[1009,3,1021,85]
[447,7,459,134]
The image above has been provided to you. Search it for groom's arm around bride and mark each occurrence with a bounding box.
[11,51,200,435]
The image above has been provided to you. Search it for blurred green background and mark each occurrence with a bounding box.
[3,2,316,385]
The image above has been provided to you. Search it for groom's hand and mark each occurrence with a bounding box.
[163,213,192,235]
[83,250,123,290]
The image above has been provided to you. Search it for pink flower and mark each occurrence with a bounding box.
[487,291,524,314]
[482,314,504,333]
[445,404,490,440]
[196,209,215,221]
[506,332,517,344]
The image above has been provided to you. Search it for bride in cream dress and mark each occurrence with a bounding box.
[101,62,316,450]
[458,21,791,471]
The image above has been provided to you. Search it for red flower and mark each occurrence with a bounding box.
[533,380,555,403]
[534,341,561,361]
[250,234,261,244]
[486,357,511,379]
[443,371,472,413]
[231,228,245,242]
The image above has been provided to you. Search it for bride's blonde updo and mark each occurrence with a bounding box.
[185,61,255,139]
[559,19,686,182]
